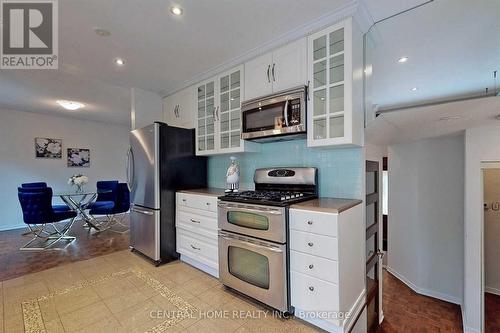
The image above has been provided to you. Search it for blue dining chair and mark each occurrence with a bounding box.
[89,182,130,233]
[17,187,77,250]
[21,182,71,212]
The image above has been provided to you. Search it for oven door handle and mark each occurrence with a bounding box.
[218,203,283,215]
[219,235,283,253]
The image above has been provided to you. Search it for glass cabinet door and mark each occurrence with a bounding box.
[219,69,242,150]
[311,27,345,141]
[196,80,215,153]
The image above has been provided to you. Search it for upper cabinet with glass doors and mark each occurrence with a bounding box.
[307,17,363,148]
[195,66,260,156]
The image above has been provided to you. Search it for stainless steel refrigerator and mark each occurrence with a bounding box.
[127,122,207,265]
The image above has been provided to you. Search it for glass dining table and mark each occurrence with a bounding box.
[53,189,111,231]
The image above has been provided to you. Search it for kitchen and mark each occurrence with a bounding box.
[127,14,368,333]
[2,1,496,332]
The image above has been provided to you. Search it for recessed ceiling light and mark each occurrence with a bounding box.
[57,100,85,111]
[114,58,125,66]
[94,28,111,37]
[411,87,418,92]
[170,6,183,15]
[398,56,409,63]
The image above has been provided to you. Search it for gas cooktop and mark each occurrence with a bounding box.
[220,190,316,206]
[218,167,318,207]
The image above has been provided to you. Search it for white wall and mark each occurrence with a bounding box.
[131,87,162,130]
[483,168,500,296]
[0,108,130,231]
[465,123,500,333]
[387,134,464,305]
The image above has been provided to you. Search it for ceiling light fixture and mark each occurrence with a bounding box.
[398,56,409,63]
[94,28,111,37]
[114,58,125,66]
[57,100,85,111]
[170,6,183,15]
[438,115,461,121]
[411,87,418,92]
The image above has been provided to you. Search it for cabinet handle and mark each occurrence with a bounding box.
[190,244,201,250]
[307,220,313,225]
[206,202,211,206]
[215,106,220,121]
[176,105,180,118]
[173,105,177,118]
[267,65,271,83]
[308,264,314,269]
[308,286,314,291]
[308,242,314,247]
[182,199,187,202]
[272,63,276,82]
[190,219,200,224]
[307,81,310,101]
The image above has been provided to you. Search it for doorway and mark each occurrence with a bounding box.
[483,166,500,332]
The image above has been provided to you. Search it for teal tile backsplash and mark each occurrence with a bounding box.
[208,140,363,199]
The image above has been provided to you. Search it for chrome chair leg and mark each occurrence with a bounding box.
[19,218,77,251]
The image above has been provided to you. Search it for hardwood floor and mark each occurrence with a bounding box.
[486,292,500,333]
[0,217,129,281]
[378,269,463,333]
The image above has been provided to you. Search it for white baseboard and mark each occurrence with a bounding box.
[485,286,500,296]
[0,223,26,231]
[385,266,461,305]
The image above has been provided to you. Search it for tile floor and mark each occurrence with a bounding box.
[0,250,323,333]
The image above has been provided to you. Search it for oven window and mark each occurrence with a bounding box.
[228,246,270,289]
[244,104,284,131]
[227,211,269,230]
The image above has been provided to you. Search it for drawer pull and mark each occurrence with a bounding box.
[182,199,187,202]
[206,202,211,206]
[307,220,313,225]
[308,264,314,269]
[190,244,201,250]
[190,219,201,224]
[308,242,314,247]
[308,286,314,291]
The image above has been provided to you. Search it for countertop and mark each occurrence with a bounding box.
[177,188,227,197]
[290,198,363,214]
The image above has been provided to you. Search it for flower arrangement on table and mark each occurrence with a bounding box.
[68,174,89,193]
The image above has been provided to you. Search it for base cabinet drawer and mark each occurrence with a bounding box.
[177,210,217,237]
[177,228,218,269]
[290,209,338,237]
[291,271,339,312]
[177,193,217,212]
[290,250,339,284]
[290,230,338,260]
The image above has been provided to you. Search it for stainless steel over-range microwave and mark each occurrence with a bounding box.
[241,86,307,142]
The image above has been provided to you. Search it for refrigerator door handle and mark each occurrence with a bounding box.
[126,147,135,192]
[131,207,154,215]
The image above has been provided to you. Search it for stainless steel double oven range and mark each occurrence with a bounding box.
[218,167,318,313]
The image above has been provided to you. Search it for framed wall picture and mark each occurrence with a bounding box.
[35,138,62,159]
[67,148,90,167]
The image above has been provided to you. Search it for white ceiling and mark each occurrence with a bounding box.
[368,0,500,109]
[0,0,357,126]
[365,96,500,146]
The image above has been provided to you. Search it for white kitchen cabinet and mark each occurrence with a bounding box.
[195,65,260,156]
[244,37,307,101]
[307,17,363,148]
[244,53,273,100]
[290,203,364,332]
[175,192,219,277]
[163,86,195,129]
